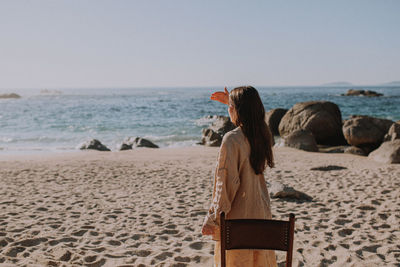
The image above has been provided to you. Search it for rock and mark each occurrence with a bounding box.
[368,140,400,164]
[265,108,288,136]
[342,115,394,151]
[119,137,159,150]
[318,145,349,153]
[79,139,111,151]
[268,181,312,201]
[210,115,236,135]
[342,89,383,97]
[0,93,21,99]
[282,129,318,152]
[278,101,346,145]
[384,123,400,142]
[344,146,368,156]
[201,128,222,147]
[201,116,235,147]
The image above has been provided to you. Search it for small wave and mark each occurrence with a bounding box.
[194,115,220,126]
[0,136,74,143]
[40,89,63,95]
[0,137,14,143]
[163,140,199,148]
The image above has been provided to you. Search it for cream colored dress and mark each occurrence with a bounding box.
[203,127,277,267]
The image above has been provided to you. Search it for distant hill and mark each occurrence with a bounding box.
[321,81,354,87]
[382,81,400,86]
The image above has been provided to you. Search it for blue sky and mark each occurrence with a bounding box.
[0,0,399,88]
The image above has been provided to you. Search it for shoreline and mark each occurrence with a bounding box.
[0,146,399,266]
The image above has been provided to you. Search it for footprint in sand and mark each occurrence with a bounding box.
[72,230,87,237]
[84,255,97,263]
[108,240,121,246]
[154,251,173,261]
[183,236,193,241]
[135,250,152,257]
[338,228,354,237]
[90,231,99,236]
[161,229,179,235]
[5,246,26,257]
[357,205,376,211]
[334,219,352,225]
[166,224,177,229]
[174,256,191,263]
[85,258,106,267]
[14,237,48,247]
[131,234,143,240]
[189,241,204,250]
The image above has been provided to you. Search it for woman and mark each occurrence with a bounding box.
[201,86,277,267]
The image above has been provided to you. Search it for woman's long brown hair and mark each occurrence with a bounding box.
[230,86,274,174]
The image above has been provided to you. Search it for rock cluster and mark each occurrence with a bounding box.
[79,137,159,152]
[199,99,398,163]
[119,137,159,150]
[0,93,21,99]
[343,115,394,153]
[342,89,383,97]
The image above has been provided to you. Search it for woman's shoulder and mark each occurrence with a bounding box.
[222,127,245,145]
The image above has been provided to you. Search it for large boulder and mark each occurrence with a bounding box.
[342,115,394,151]
[0,93,21,99]
[368,140,400,164]
[278,101,345,145]
[282,129,318,152]
[384,123,400,142]
[268,181,312,201]
[265,108,288,136]
[119,137,159,150]
[80,139,110,151]
[201,116,235,147]
[342,89,383,97]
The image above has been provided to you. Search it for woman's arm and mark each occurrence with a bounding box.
[202,134,240,238]
[210,87,229,105]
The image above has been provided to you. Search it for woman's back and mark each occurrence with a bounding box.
[220,127,272,221]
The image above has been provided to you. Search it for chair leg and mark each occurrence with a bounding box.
[286,213,295,267]
[220,212,226,267]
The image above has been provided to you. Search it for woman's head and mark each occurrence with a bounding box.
[228,86,274,173]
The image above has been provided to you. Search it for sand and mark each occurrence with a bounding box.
[0,147,399,266]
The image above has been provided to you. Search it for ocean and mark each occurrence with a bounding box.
[1,86,399,154]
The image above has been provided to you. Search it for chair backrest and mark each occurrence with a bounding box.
[220,212,295,267]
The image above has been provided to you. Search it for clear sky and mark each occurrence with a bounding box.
[0,0,399,88]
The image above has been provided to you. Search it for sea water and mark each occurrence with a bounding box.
[0,86,399,154]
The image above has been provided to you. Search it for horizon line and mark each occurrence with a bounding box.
[1,83,399,91]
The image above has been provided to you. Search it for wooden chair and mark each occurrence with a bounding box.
[220,212,295,267]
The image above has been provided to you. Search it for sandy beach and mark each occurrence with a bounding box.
[0,146,399,266]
